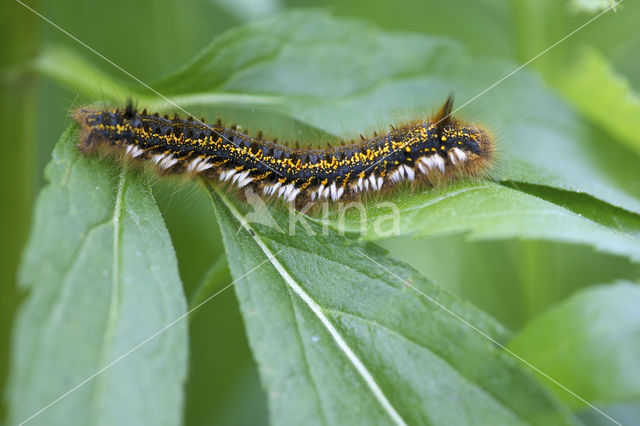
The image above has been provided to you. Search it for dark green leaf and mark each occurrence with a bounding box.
[210,191,574,425]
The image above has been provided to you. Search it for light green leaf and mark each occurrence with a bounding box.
[514,182,640,241]
[321,181,640,262]
[554,48,640,155]
[508,282,640,410]
[210,190,575,425]
[8,125,188,426]
[577,402,640,426]
[213,0,282,21]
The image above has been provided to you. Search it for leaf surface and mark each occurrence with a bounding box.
[321,181,640,262]
[9,126,188,426]
[509,282,640,410]
[210,190,574,425]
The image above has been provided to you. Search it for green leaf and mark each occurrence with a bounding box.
[514,182,640,241]
[210,190,575,425]
[19,7,640,426]
[321,181,640,262]
[8,125,188,426]
[508,282,640,410]
[554,48,640,156]
[378,233,640,332]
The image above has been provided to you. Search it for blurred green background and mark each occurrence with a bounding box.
[2,0,640,425]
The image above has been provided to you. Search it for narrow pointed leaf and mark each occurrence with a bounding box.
[210,191,574,425]
[9,126,188,426]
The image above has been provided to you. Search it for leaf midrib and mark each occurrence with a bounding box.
[216,191,408,426]
[287,289,329,425]
[244,227,536,422]
[88,168,127,424]
[326,308,525,423]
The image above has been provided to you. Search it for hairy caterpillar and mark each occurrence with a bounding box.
[73,97,493,207]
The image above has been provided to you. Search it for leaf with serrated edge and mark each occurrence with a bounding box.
[8,126,188,426]
[210,190,574,425]
[320,181,640,262]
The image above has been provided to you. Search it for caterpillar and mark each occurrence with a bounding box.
[73,97,493,207]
